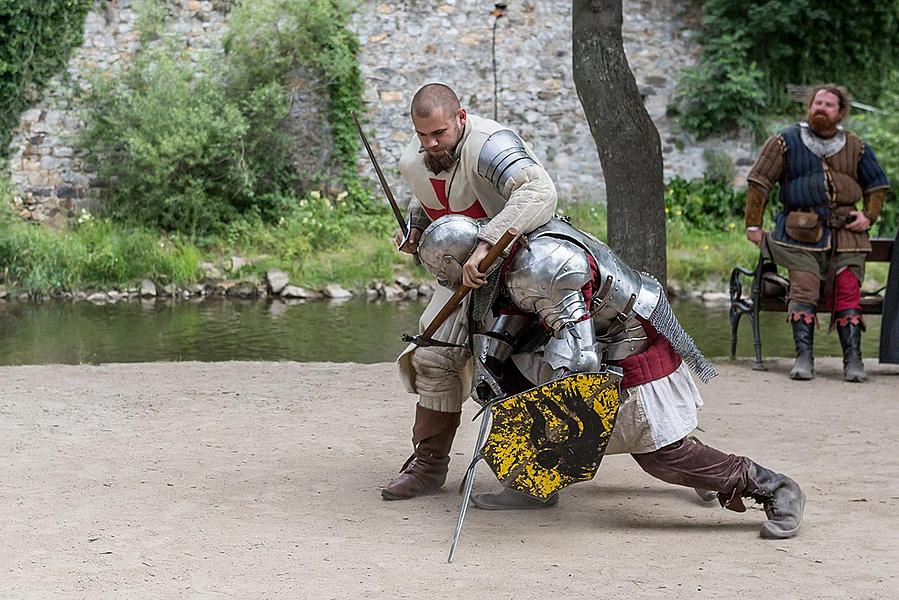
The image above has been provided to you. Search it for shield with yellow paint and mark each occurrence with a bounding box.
[481,370,622,500]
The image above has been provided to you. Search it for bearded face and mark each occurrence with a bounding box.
[413,109,465,174]
[809,110,840,133]
[424,147,458,174]
[807,90,844,136]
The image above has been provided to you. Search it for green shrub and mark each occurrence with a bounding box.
[0,1,92,152]
[674,31,766,138]
[665,177,746,231]
[853,70,899,238]
[81,46,291,237]
[80,0,368,238]
[678,1,899,138]
[220,191,395,264]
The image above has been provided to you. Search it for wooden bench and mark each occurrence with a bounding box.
[729,237,894,370]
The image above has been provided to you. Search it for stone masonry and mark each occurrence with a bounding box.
[6,0,758,225]
[351,0,759,207]
[6,0,228,224]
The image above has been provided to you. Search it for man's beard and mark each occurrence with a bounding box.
[424,149,458,174]
[809,111,840,135]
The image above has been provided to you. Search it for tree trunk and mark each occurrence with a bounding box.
[572,0,667,285]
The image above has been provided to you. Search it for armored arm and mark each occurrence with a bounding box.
[476,130,558,245]
[506,237,600,375]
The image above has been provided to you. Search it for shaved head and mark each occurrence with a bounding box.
[411,83,461,120]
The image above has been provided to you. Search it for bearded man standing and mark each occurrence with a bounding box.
[745,84,890,382]
[381,83,558,501]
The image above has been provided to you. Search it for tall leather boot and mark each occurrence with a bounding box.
[789,310,815,380]
[719,462,805,539]
[835,309,866,383]
[381,405,461,500]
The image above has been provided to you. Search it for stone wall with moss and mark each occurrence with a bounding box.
[6,0,758,225]
[351,0,758,207]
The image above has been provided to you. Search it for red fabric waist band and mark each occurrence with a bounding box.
[612,326,682,388]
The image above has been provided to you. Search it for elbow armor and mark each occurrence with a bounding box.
[477,130,539,197]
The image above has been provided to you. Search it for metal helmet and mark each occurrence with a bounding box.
[418,215,482,289]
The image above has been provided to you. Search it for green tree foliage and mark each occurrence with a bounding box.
[81,47,291,237]
[80,0,367,238]
[675,29,767,138]
[854,71,899,237]
[677,1,899,137]
[0,0,92,151]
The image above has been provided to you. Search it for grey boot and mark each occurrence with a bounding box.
[788,312,815,380]
[694,488,718,502]
[835,309,866,382]
[720,463,806,539]
[471,488,559,510]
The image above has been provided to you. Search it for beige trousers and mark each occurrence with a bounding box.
[397,286,473,413]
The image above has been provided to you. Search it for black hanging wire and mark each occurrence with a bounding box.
[490,4,508,121]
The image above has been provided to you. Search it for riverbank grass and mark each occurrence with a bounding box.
[0,202,888,296]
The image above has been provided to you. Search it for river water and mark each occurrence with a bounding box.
[0,297,885,365]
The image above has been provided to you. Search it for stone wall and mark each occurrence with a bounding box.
[6,0,758,225]
[5,0,229,224]
[351,0,758,206]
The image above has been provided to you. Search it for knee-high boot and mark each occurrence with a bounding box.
[835,309,866,382]
[789,307,816,380]
[382,405,461,500]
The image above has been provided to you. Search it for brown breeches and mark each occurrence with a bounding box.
[631,436,751,494]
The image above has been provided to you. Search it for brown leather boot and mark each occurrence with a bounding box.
[381,405,461,500]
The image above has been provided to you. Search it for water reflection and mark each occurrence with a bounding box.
[0,297,883,365]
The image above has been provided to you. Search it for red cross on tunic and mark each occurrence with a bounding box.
[421,178,488,220]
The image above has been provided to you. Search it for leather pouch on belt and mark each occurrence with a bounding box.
[785,211,823,243]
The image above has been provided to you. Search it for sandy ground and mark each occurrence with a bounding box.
[1,358,898,600]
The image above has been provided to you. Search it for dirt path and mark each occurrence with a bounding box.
[1,358,897,599]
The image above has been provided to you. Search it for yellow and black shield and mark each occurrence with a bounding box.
[481,370,622,500]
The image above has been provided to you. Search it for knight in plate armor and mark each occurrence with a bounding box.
[416,214,806,539]
[745,83,890,382]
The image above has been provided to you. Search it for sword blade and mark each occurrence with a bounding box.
[447,408,492,563]
[350,111,407,237]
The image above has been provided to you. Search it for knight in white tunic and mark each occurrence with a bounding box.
[381,84,557,503]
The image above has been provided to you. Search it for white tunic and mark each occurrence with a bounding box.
[397,114,558,407]
[510,355,703,455]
